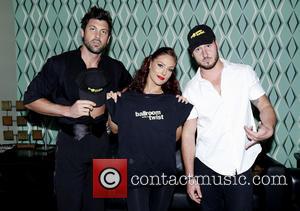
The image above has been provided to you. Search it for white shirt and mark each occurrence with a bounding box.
[183,59,265,176]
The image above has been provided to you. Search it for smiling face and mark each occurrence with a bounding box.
[146,54,176,89]
[81,18,111,54]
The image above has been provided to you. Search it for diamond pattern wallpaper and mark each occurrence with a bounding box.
[13,0,300,167]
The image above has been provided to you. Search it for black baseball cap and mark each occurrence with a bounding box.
[187,24,216,52]
[76,69,108,106]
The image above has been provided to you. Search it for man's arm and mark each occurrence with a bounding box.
[245,94,277,149]
[176,126,182,141]
[25,98,96,119]
[182,119,197,176]
[255,94,277,131]
[23,57,99,119]
[182,118,202,204]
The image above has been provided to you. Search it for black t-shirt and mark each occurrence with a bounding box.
[107,91,193,178]
[24,48,132,125]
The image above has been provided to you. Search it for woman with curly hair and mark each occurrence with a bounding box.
[107,47,193,211]
[128,47,181,95]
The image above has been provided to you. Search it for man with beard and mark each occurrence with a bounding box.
[181,24,276,211]
[23,6,132,211]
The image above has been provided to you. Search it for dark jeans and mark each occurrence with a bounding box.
[54,130,109,211]
[195,158,253,211]
[127,185,175,211]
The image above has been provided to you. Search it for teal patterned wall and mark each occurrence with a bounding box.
[13,0,300,167]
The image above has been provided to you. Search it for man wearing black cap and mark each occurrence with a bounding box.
[23,6,132,211]
[181,24,276,211]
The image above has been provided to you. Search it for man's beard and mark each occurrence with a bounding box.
[83,38,105,54]
[198,52,219,70]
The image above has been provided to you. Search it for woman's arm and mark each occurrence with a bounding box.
[108,115,118,134]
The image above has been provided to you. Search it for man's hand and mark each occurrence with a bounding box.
[187,178,202,204]
[176,95,189,104]
[246,95,277,149]
[67,100,96,118]
[244,121,274,149]
[89,105,105,119]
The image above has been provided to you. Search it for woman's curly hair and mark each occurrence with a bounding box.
[128,47,181,95]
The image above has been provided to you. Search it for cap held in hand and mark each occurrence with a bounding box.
[77,69,108,106]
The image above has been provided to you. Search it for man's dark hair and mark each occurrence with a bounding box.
[81,6,112,34]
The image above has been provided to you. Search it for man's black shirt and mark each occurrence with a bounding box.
[24,48,132,125]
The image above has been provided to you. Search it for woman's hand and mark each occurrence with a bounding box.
[107,91,121,103]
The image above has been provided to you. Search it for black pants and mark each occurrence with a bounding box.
[54,130,109,211]
[195,158,253,211]
[127,185,175,211]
